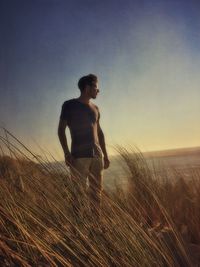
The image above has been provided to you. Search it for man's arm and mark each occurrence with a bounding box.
[98,126,108,158]
[97,119,110,169]
[58,119,74,166]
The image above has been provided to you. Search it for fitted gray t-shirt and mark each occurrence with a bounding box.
[60,99,102,158]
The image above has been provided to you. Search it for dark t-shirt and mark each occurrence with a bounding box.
[60,98,102,158]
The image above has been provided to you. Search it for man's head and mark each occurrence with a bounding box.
[78,74,99,99]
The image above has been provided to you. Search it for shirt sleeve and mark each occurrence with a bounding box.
[59,102,70,122]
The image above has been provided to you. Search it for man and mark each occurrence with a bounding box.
[58,74,110,224]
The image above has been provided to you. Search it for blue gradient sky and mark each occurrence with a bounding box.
[1,0,200,157]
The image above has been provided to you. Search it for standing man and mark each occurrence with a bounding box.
[58,74,110,223]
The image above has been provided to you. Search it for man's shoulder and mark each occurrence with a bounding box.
[62,98,76,104]
[62,99,76,108]
[91,102,99,111]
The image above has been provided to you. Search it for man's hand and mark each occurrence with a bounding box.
[64,152,75,167]
[103,156,110,169]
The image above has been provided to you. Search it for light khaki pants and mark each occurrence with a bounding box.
[70,156,104,223]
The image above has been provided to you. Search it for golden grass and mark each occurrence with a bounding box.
[0,129,199,266]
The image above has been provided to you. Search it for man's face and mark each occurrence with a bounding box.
[88,81,99,99]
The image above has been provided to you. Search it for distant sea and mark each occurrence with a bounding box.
[103,147,200,191]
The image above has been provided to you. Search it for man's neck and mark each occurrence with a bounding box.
[76,96,90,105]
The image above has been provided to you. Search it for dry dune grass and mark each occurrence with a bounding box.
[0,129,199,266]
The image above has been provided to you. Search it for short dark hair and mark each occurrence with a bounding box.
[78,74,98,92]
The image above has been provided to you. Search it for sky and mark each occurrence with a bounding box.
[1,0,200,158]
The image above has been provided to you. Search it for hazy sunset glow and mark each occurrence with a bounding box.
[1,0,200,158]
